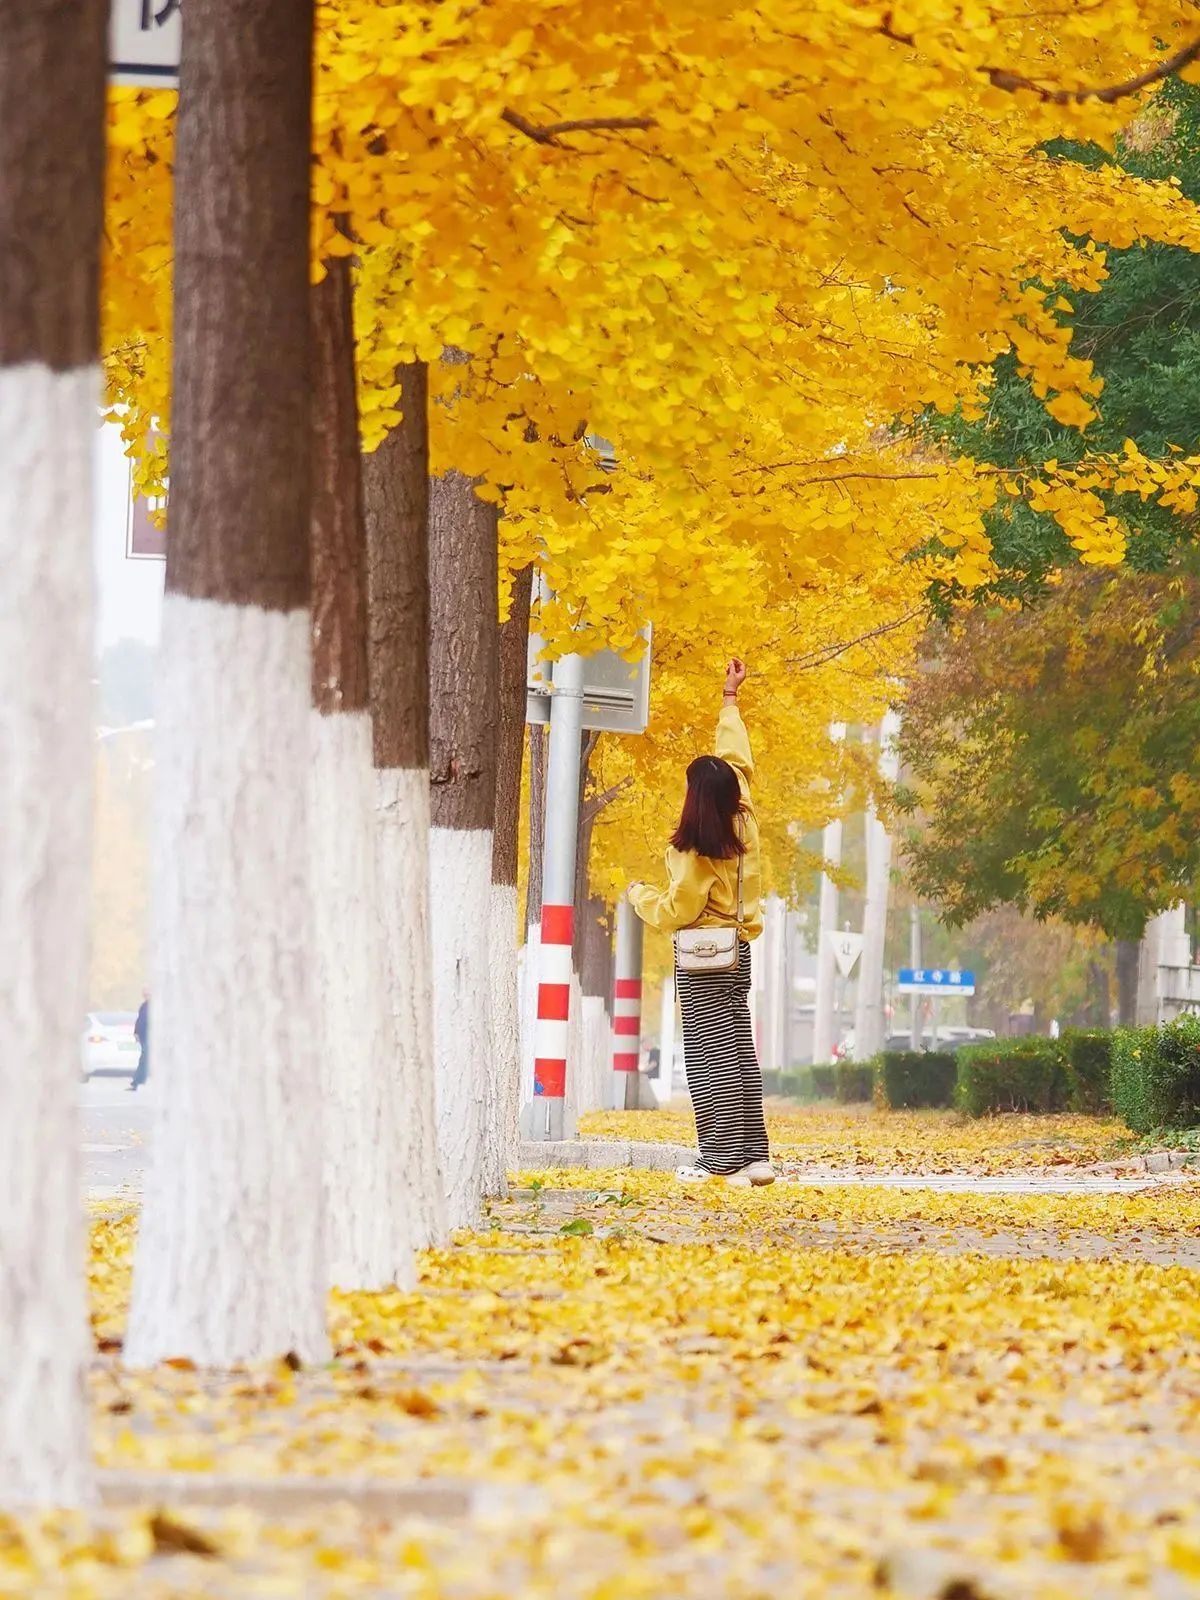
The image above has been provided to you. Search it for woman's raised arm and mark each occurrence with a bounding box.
[715,657,753,783]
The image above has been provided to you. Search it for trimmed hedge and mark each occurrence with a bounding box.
[836,1059,876,1103]
[1111,1016,1200,1133]
[1061,1029,1113,1114]
[762,1066,838,1101]
[810,1064,837,1100]
[955,1037,1067,1117]
[879,1050,957,1110]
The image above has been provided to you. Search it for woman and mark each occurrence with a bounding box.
[629,659,774,1187]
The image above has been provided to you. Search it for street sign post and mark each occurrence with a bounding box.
[896,968,976,998]
[109,0,181,88]
[526,630,652,735]
[828,929,863,979]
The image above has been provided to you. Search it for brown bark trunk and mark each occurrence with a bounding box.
[428,472,498,831]
[578,896,614,1004]
[363,363,429,769]
[525,723,547,929]
[1087,960,1111,1028]
[492,564,533,888]
[310,255,368,713]
[0,1,106,368]
[165,0,313,609]
[1115,939,1139,1027]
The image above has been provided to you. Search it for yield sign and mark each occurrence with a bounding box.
[828,930,863,977]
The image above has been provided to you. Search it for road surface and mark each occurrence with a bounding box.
[81,1076,152,1199]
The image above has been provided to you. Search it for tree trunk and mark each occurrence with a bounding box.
[363,362,445,1251]
[1115,939,1140,1028]
[0,0,106,1506]
[309,257,412,1291]
[127,0,328,1367]
[485,564,533,1195]
[428,471,499,1230]
[525,724,547,932]
[519,722,547,1109]
[575,895,615,1120]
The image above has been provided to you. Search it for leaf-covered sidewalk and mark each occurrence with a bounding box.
[8,1108,1200,1598]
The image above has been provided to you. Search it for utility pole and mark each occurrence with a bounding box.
[812,725,845,1065]
[854,709,901,1059]
[780,909,795,1075]
[610,895,645,1108]
[660,969,677,1093]
[528,652,585,1139]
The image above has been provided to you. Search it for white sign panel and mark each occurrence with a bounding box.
[110,0,181,88]
[525,574,651,735]
[828,930,863,978]
[526,633,652,735]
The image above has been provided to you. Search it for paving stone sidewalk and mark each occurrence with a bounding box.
[519,1137,1194,1194]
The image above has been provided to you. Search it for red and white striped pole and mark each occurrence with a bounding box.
[611,895,644,1107]
[533,902,573,1107]
[529,652,586,1140]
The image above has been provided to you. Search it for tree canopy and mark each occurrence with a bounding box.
[899,562,1200,942]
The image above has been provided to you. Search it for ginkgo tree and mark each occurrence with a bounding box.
[87,0,1200,1368]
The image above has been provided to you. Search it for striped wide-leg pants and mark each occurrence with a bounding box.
[676,940,770,1175]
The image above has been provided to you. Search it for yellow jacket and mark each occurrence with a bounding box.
[629,704,763,940]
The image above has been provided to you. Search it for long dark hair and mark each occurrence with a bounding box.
[671,755,745,860]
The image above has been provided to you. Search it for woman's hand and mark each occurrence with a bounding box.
[723,657,747,698]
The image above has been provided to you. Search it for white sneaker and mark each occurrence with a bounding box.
[724,1169,754,1188]
[743,1161,777,1186]
[676,1165,712,1183]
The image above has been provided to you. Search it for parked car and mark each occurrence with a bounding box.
[80,1011,139,1081]
[882,1027,997,1054]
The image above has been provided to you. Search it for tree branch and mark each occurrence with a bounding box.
[880,17,1200,106]
[581,775,633,826]
[786,609,923,672]
[501,109,658,147]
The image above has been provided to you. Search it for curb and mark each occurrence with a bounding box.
[97,1469,525,1519]
[517,1139,694,1172]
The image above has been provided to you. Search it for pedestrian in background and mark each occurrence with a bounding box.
[130,989,150,1091]
[628,659,774,1187]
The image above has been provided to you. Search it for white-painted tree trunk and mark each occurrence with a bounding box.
[429,827,493,1230]
[0,367,95,1503]
[484,883,521,1196]
[311,711,414,1291]
[375,767,445,1250]
[560,971,585,1137]
[127,599,329,1367]
[660,972,678,1097]
[576,993,610,1116]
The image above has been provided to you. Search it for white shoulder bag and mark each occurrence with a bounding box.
[674,829,744,974]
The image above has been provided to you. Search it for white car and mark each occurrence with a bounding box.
[80,1011,140,1081]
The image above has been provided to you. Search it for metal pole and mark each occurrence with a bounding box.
[781,910,794,1075]
[854,711,900,1060]
[812,724,845,1066]
[909,905,921,1050]
[660,969,677,1096]
[529,652,585,1139]
[610,895,645,1109]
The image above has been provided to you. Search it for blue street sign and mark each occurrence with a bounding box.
[896,968,977,996]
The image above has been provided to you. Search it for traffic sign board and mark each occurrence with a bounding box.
[828,930,863,977]
[110,0,181,88]
[896,968,976,997]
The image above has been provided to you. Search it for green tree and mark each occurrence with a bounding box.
[898,563,1200,1020]
[923,79,1200,609]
